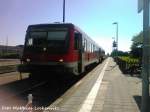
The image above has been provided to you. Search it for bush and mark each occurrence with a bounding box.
[0,53,20,59]
[118,56,139,65]
[115,56,141,74]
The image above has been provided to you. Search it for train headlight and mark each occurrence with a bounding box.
[59,59,64,62]
[26,58,31,62]
[43,47,47,51]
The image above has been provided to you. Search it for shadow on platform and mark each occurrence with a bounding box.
[133,96,141,110]
[133,95,150,111]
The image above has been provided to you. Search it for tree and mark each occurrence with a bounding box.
[111,50,129,57]
[131,31,143,58]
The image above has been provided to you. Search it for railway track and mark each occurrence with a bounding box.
[0,59,20,74]
[0,65,18,74]
[0,72,85,112]
[0,77,48,112]
[0,81,47,102]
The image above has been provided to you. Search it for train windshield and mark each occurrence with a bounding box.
[48,31,67,40]
[27,32,47,46]
[47,31,68,48]
[25,28,69,53]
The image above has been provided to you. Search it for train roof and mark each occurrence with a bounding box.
[28,23,74,29]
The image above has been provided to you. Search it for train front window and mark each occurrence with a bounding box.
[28,32,47,46]
[25,28,69,53]
[27,38,33,46]
[48,31,67,40]
[47,30,68,49]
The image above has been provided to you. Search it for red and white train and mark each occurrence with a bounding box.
[18,23,105,75]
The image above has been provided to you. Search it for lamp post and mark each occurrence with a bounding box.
[63,0,65,23]
[141,0,150,112]
[112,22,118,51]
[138,0,150,111]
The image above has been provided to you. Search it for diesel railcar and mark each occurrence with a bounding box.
[18,23,105,75]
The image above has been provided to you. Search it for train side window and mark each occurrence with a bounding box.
[82,38,85,51]
[84,39,87,51]
[90,43,92,53]
[87,41,90,52]
[74,32,81,50]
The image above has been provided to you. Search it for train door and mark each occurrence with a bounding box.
[98,48,102,63]
[74,32,84,73]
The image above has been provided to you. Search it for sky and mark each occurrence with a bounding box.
[0,0,143,53]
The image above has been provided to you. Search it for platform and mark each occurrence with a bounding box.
[45,57,141,112]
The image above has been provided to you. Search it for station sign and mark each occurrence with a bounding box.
[113,41,117,47]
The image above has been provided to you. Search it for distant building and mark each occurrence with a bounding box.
[0,45,24,56]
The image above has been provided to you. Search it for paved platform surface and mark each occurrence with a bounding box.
[46,57,142,112]
[100,58,141,112]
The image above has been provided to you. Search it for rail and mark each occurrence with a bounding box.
[0,65,18,74]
